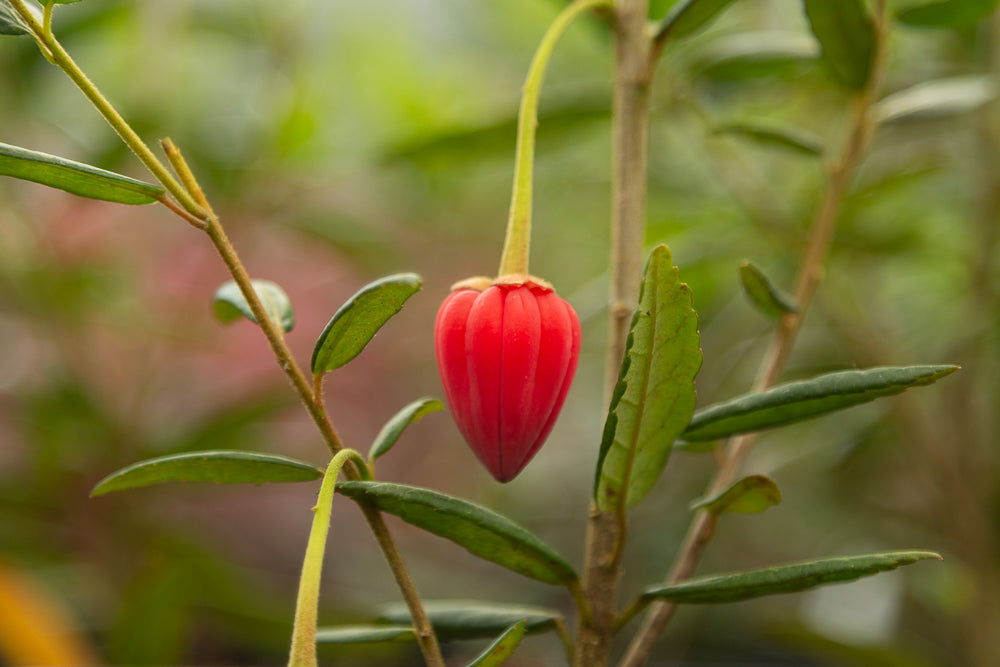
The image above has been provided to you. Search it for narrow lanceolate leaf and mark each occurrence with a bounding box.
[682,365,958,442]
[336,482,577,586]
[311,273,421,373]
[657,0,740,41]
[874,76,998,124]
[368,397,443,462]
[739,261,799,319]
[465,620,528,667]
[91,451,323,496]
[641,551,941,604]
[0,142,164,204]
[595,245,702,511]
[213,279,295,332]
[690,474,781,514]
[695,31,820,81]
[314,625,414,644]
[803,0,876,90]
[377,600,561,639]
[714,123,824,157]
[898,0,999,28]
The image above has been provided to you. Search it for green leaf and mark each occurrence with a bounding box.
[0,142,164,204]
[0,4,29,35]
[657,0,740,41]
[682,365,959,442]
[690,474,782,514]
[898,0,999,28]
[694,31,820,80]
[336,482,577,586]
[212,279,295,333]
[738,261,799,319]
[465,620,527,667]
[91,450,323,496]
[368,397,443,462]
[874,75,998,124]
[314,625,415,644]
[714,123,824,157]
[641,551,941,604]
[803,0,876,90]
[311,273,421,373]
[377,600,561,639]
[595,244,702,511]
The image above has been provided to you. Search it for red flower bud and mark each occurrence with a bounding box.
[435,279,581,482]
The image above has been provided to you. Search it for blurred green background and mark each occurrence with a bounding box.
[0,0,997,665]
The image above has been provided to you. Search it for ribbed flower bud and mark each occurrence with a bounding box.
[434,278,581,482]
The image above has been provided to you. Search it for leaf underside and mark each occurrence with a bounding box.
[690,474,782,514]
[595,244,702,511]
[642,551,941,604]
[213,279,296,332]
[376,600,561,639]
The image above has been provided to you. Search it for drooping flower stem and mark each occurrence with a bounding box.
[288,449,371,667]
[497,0,614,278]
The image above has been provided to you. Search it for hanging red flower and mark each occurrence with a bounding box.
[435,277,581,482]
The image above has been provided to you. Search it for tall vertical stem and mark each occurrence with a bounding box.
[576,1,650,665]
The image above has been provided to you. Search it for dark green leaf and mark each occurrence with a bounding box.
[803,0,876,90]
[0,142,164,204]
[898,0,999,28]
[682,365,959,442]
[212,279,295,333]
[314,625,414,644]
[0,4,29,35]
[595,244,702,511]
[91,450,323,496]
[368,397,443,462]
[311,273,420,373]
[714,124,824,157]
[690,474,781,514]
[377,600,561,639]
[336,482,577,586]
[465,620,527,667]
[642,551,941,603]
[695,31,820,80]
[874,75,998,124]
[738,261,800,319]
[657,0,739,41]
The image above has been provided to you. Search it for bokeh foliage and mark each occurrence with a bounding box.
[0,0,998,665]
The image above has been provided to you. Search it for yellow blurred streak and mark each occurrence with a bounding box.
[0,559,102,666]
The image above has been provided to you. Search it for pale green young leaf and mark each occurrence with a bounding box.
[314,625,414,644]
[0,142,164,204]
[90,450,323,496]
[336,482,577,586]
[595,245,702,511]
[690,474,781,514]
[738,261,799,319]
[641,551,941,603]
[803,0,876,90]
[682,365,958,442]
[311,273,421,373]
[368,397,443,462]
[213,279,295,333]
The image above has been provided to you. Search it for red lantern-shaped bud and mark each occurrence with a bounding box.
[435,277,582,482]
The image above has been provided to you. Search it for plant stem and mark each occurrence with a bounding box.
[575,1,649,666]
[616,5,890,665]
[497,0,614,278]
[7,0,205,220]
[288,449,371,667]
[15,10,446,665]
